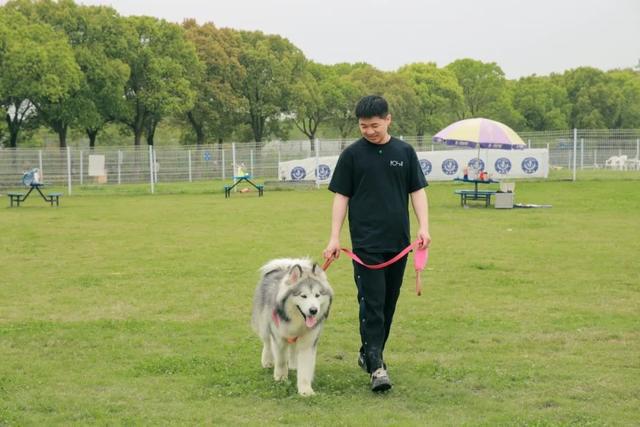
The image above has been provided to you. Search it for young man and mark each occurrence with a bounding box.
[323,95,431,392]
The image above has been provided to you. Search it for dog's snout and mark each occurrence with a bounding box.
[309,307,318,316]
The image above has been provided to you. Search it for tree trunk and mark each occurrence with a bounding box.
[86,128,99,148]
[5,113,20,148]
[187,112,205,145]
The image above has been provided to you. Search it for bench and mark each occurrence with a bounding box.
[454,189,496,207]
[47,192,63,206]
[7,192,25,207]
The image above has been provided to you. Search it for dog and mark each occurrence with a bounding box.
[251,258,333,396]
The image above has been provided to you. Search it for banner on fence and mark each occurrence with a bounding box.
[277,149,549,183]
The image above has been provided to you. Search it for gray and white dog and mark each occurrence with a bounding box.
[252,258,333,396]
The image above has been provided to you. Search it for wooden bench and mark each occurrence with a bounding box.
[47,192,63,206]
[7,192,25,207]
[454,189,496,207]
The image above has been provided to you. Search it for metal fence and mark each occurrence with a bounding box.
[1,129,639,191]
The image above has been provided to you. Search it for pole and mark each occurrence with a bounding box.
[80,150,84,185]
[38,150,44,181]
[188,150,192,182]
[148,145,154,194]
[572,128,577,181]
[117,150,122,184]
[580,138,584,170]
[315,138,320,189]
[277,142,281,180]
[66,146,72,195]
[250,149,254,177]
[232,142,237,191]
[221,149,225,180]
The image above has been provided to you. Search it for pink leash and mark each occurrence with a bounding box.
[322,240,429,296]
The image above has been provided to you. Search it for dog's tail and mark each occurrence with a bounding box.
[260,258,314,276]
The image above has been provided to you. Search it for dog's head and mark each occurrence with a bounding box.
[277,262,333,328]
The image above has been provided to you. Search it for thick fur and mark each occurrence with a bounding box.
[252,258,333,396]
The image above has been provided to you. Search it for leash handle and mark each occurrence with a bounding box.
[322,240,429,296]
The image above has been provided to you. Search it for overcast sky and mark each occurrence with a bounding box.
[71,0,639,78]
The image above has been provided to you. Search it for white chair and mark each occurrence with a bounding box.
[605,156,619,169]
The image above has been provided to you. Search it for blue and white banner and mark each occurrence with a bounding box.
[278,149,548,183]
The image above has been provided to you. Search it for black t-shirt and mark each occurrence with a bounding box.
[329,136,428,252]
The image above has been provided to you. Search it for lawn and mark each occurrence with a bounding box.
[1,174,639,426]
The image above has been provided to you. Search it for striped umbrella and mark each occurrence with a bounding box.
[432,118,526,150]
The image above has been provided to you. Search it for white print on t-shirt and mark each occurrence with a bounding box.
[389,160,404,167]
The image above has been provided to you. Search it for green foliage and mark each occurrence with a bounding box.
[0,176,639,424]
[513,75,570,130]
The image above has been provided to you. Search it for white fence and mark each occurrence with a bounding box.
[1,129,639,191]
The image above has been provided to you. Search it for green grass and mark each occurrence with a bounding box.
[1,174,639,426]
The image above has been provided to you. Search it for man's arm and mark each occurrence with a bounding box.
[323,193,349,260]
[410,188,431,249]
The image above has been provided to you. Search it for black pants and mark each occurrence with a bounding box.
[353,249,408,373]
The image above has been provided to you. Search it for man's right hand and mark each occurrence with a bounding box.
[323,238,341,261]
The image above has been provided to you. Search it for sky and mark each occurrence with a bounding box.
[65,0,640,78]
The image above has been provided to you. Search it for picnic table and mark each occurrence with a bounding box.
[223,175,264,198]
[7,183,62,207]
[453,177,499,207]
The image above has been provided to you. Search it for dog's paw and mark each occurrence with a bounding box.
[261,361,274,368]
[298,386,315,396]
[274,372,288,381]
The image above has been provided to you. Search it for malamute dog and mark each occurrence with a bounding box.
[252,258,333,396]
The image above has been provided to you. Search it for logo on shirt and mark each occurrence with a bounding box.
[389,160,404,167]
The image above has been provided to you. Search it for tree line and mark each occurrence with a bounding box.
[1,0,639,148]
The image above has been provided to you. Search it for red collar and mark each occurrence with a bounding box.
[272,310,298,343]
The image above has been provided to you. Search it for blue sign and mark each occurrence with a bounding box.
[468,158,485,171]
[315,164,331,180]
[442,159,459,175]
[495,157,512,174]
[203,151,212,161]
[521,157,539,174]
[291,166,306,181]
[419,159,432,176]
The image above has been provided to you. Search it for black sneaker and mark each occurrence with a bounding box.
[370,368,392,392]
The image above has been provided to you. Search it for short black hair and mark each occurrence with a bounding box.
[355,95,389,119]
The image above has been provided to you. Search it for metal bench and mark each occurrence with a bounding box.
[47,192,63,206]
[7,192,25,207]
[454,189,496,207]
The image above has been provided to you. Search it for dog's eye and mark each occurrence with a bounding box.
[315,294,320,298]
[301,295,307,299]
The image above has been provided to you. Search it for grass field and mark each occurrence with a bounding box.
[1,173,639,426]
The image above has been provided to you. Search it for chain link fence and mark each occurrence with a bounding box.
[1,129,639,191]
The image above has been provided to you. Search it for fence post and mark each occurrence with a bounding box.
[188,150,192,182]
[232,143,237,191]
[572,128,577,181]
[221,149,225,180]
[80,150,84,185]
[277,142,281,180]
[315,138,320,189]
[38,150,43,181]
[580,138,584,170]
[148,145,155,194]
[250,149,254,177]
[117,150,122,184]
[66,146,72,195]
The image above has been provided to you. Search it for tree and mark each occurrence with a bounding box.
[607,69,640,128]
[446,58,509,119]
[0,5,81,147]
[562,67,624,128]
[397,63,464,139]
[236,31,306,142]
[289,62,339,148]
[121,16,198,145]
[182,21,244,145]
[512,75,570,130]
[328,63,368,144]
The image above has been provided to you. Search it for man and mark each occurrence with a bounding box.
[323,95,430,392]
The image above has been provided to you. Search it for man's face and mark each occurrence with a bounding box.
[358,114,391,144]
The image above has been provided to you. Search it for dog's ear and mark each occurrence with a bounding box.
[286,264,303,285]
[312,262,327,278]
